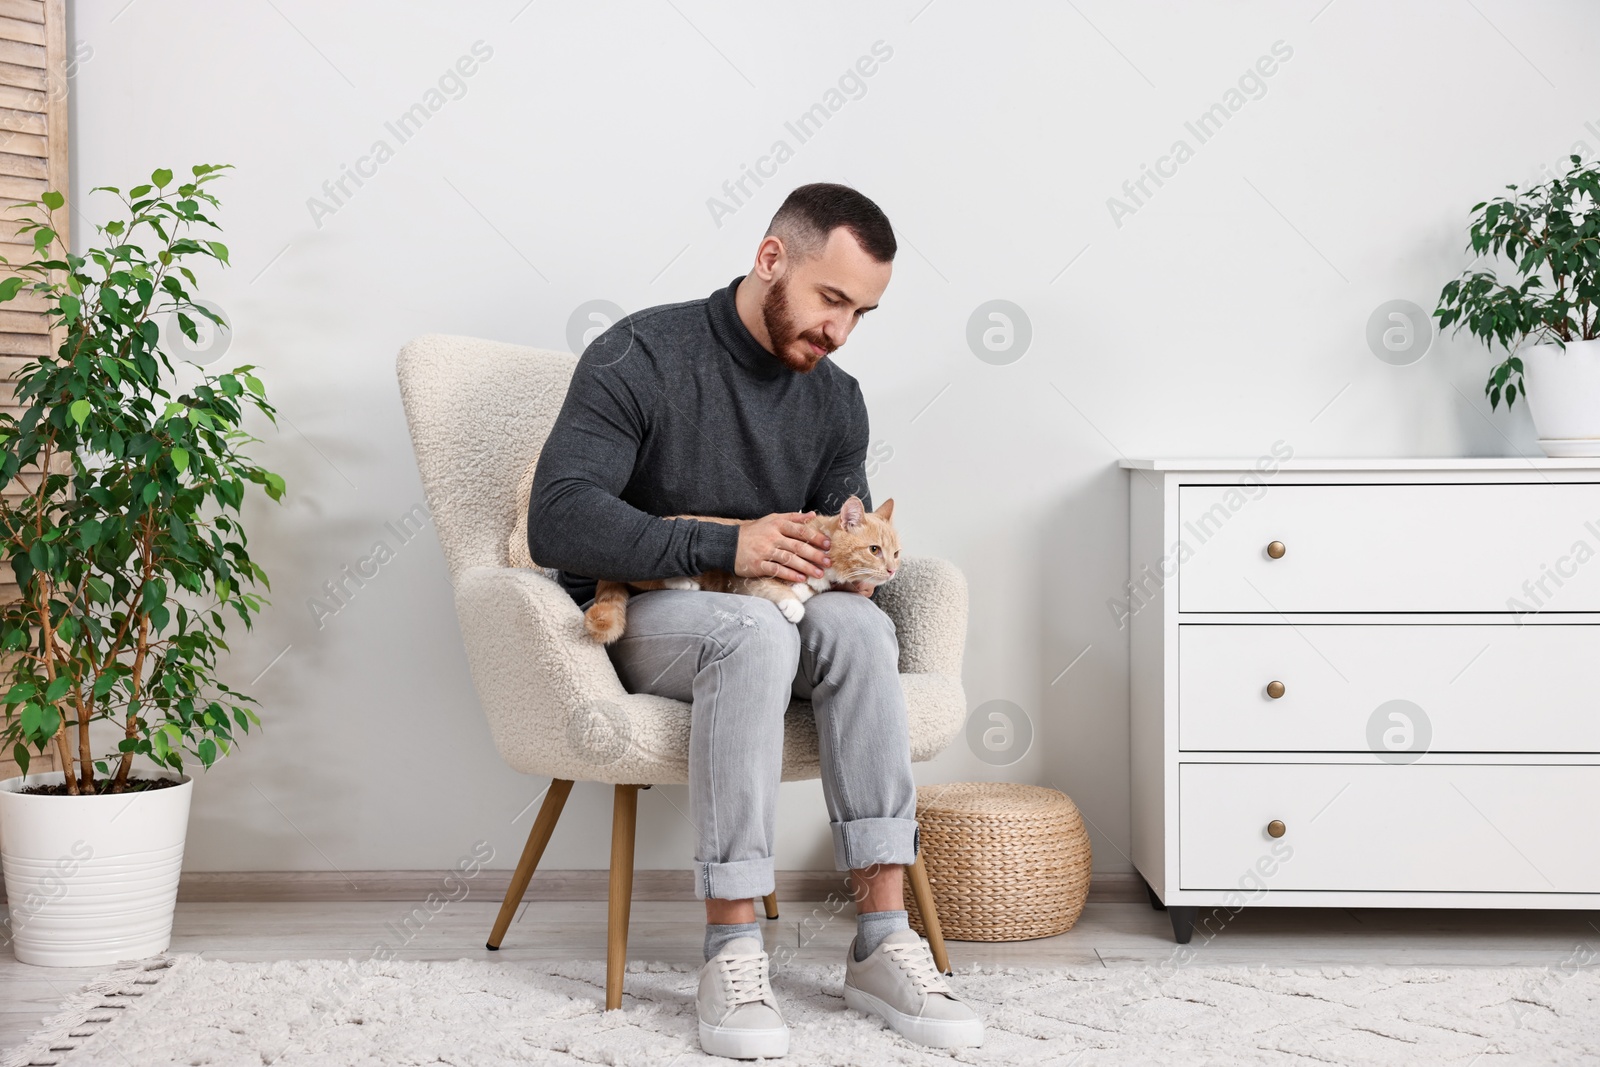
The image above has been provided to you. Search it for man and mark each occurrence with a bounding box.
[527,183,983,1056]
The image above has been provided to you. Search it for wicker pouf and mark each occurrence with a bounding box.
[903,782,1092,941]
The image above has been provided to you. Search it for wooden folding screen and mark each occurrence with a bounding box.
[0,0,69,782]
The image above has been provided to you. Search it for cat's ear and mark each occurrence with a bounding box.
[839,495,865,529]
[874,498,894,522]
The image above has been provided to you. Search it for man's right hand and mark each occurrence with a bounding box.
[733,511,831,583]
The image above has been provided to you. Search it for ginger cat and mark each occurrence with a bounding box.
[583,495,900,645]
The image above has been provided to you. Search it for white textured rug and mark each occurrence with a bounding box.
[5,952,1598,1066]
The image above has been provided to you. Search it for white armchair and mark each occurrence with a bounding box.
[396,333,971,1009]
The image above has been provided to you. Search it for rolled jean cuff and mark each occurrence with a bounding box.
[697,856,775,901]
[831,817,920,871]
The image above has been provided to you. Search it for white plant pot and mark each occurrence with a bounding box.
[0,770,191,966]
[1522,338,1600,455]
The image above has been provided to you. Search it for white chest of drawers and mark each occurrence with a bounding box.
[1123,456,1600,942]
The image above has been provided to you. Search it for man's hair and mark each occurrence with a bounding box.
[764,183,896,265]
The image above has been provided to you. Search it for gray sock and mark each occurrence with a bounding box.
[854,908,909,961]
[705,921,762,962]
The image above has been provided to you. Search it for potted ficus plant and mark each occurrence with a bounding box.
[1435,153,1600,454]
[0,164,285,966]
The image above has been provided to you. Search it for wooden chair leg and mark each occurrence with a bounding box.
[487,778,574,950]
[761,890,779,920]
[906,851,952,975]
[606,783,643,1011]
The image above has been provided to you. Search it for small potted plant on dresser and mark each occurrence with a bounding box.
[0,165,284,966]
[1435,153,1600,455]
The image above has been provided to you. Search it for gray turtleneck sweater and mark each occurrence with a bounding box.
[527,275,873,607]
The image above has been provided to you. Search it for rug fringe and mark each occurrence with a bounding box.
[0,954,187,1067]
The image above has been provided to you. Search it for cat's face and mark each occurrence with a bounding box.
[822,496,900,588]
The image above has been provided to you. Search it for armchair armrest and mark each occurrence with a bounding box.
[872,555,968,678]
[452,565,630,775]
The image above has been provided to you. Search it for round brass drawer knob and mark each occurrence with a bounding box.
[1266,540,1286,559]
[1267,820,1286,838]
[1266,680,1286,699]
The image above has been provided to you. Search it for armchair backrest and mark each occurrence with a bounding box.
[396,334,576,581]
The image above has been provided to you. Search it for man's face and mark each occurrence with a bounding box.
[761,227,892,373]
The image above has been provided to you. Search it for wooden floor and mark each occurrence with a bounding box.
[3,898,1598,1056]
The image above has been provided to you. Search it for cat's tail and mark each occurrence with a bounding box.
[584,580,631,644]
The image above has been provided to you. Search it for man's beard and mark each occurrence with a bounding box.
[761,274,832,373]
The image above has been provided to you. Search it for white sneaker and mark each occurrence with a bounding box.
[697,935,790,1059]
[842,928,983,1048]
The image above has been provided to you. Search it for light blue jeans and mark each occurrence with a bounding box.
[602,588,920,901]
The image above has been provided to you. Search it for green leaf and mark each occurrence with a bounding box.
[0,276,25,303]
[69,398,90,426]
[41,190,64,210]
[244,374,264,398]
[151,168,173,188]
[44,676,70,702]
[171,447,189,472]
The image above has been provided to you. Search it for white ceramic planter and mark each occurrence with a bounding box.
[0,770,191,966]
[1522,338,1600,455]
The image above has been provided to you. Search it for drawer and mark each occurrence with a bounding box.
[1177,483,1600,612]
[1179,763,1600,892]
[1178,624,1600,753]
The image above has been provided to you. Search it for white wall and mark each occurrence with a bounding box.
[66,0,1600,875]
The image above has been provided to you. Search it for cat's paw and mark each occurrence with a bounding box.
[789,582,816,603]
[777,598,807,623]
[663,577,702,591]
[584,604,626,644]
